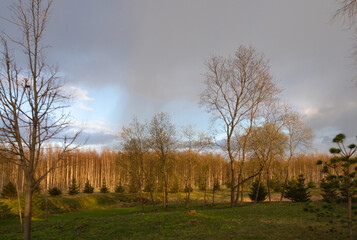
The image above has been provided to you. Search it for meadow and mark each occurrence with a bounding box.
[0,190,355,240]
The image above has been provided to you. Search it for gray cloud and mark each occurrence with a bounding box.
[1,0,357,151]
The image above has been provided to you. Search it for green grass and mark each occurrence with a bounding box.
[0,200,355,240]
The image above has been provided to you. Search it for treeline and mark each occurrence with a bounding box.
[0,147,327,195]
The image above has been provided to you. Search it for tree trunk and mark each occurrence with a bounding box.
[164,173,168,211]
[230,162,235,207]
[267,171,271,203]
[24,179,33,240]
[185,184,191,210]
[240,182,244,205]
[254,174,262,204]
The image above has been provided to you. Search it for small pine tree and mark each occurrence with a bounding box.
[248,179,268,202]
[1,182,17,199]
[320,175,340,203]
[83,180,94,193]
[100,179,109,193]
[115,183,125,193]
[48,187,62,196]
[68,178,80,195]
[285,174,311,202]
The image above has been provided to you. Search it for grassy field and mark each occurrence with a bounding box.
[0,190,355,239]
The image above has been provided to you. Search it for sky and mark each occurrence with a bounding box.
[0,0,356,152]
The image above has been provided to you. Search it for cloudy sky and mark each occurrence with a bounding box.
[0,0,356,152]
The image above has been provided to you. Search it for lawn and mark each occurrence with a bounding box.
[0,196,355,239]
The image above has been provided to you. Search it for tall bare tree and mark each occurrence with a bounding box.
[148,112,176,211]
[200,46,279,206]
[180,124,212,209]
[279,107,313,202]
[0,1,79,239]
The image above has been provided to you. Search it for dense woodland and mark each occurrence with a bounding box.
[0,147,327,195]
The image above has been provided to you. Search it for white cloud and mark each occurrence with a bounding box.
[68,86,95,102]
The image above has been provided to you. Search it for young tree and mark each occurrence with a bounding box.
[68,178,79,195]
[200,46,279,207]
[284,174,311,202]
[148,112,176,211]
[180,124,212,209]
[100,179,109,193]
[248,179,268,202]
[83,180,94,193]
[121,117,148,212]
[0,1,79,239]
[317,133,357,239]
[280,108,312,202]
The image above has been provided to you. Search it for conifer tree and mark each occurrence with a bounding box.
[317,133,357,238]
[115,183,125,193]
[284,174,311,202]
[100,179,109,193]
[248,179,268,202]
[83,180,94,193]
[68,178,80,195]
[1,182,17,199]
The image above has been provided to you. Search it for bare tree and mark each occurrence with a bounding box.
[0,1,79,239]
[148,112,176,211]
[200,46,279,206]
[334,0,357,27]
[279,107,313,202]
[180,124,212,209]
[121,117,148,213]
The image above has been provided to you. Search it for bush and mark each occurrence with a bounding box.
[68,178,80,195]
[100,179,109,193]
[83,180,94,193]
[285,174,311,202]
[48,187,62,196]
[115,184,125,193]
[1,182,17,199]
[320,176,340,203]
[248,179,268,202]
[0,201,15,219]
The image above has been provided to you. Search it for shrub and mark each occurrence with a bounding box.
[48,187,62,196]
[0,201,15,219]
[1,182,17,199]
[285,174,311,202]
[248,179,268,202]
[68,178,80,195]
[320,175,340,203]
[100,179,109,193]
[83,180,94,193]
[115,184,125,193]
